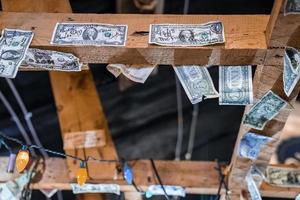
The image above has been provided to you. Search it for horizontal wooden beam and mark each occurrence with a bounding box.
[0,157,297,198]
[0,12,269,65]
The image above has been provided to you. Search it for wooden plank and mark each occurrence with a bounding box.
[228,0,300,197]
[0,12,269,65]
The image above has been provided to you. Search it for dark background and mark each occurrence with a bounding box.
[0,0,293,199]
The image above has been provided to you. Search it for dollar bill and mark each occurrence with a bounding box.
[283,47,300,96]
[296,194,300,200]
[246,167,262,200]
[22,48,82,71]
[266,166,300,187]
[173,65,219,104]
[284,0,300,15]
[106,64,155,83]
[149,21,225,46]
[243,90,287,130]
[71,183,120,195]
[219,65,253,105]
[51,23,128,46]
[0,29,34,78]
[145,185,186,198]
[238,132,273,160]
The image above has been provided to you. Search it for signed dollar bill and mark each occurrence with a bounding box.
[146,185,185,198]
[283,47,300,96]
[22,48,82,71]
[266,166,300,187]
[284,0,300,15]
[0,29,34,78]
[173,65,218,104]
[71,184,120,195]
[106,64,155,83]
[238,132,272,160]
[149,21,225,46]
[246,167,262,200]
[51,23,127,46]
[219,65,253,105]
[243,91,287,130]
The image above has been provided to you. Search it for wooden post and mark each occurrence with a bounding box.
[228,0,300,198]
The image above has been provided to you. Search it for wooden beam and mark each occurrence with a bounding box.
[228,0,300,198]
[0,12,268,65]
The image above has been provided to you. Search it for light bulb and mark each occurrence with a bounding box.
[77,161,87,186]
[16,146,30,173]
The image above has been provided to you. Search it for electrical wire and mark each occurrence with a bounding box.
[6,78,48,157]
[185,103,199,160]
[0,90,37,157]
[175,75,184,160]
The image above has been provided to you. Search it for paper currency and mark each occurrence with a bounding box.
[107,64,155,83]
[51,23,127,46]
[246,168,262,200]
[173,65,218,104]
[296,194,300,200]
[243,91,287,130]
[283,47,300,96]
[145,185,185,198]
[238,132,273,160]
[0,29,34,78]
[149,21,225,46]
[219,65,253,105]
[266,166,300,187]
[284,0,300,15]
[0,171,33,200]
[71,184,120,195]
[22,48,82,71]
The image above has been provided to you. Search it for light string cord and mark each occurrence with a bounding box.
[0,90,37,157]
[5,78,48,158]
[175,75,184,160]
[150,158,170,200]
[185,103,199,160]
[0,138,12,153]
[214,161,229,200]
[0,131,118,163]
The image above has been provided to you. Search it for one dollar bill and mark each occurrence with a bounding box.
[219,65,253,105]
[0,29,34,78]
[283,47,300,96]
[22,48,82,71]
[284,0,300,15]
[173,65,218,104]
[266,166,300,187]
[106,64,155,83]
[51,23,127,46]
[71,184,120,195]
[149,21,225,46]
[243,90,287,130]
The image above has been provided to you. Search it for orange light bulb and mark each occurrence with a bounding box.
[77,161,88,186]
[16,146,30,173]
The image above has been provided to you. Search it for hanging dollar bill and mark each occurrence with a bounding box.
[284,0,300,15]
[149,21,225,46]
[173,65,218,104]
[0,29,34,78]
[22,48,82,71]
[145,185,186,198]
[51,23,127,46]
[246,167,262,200]
[71,184,120,195]
[219,65,253,105]
[283,47,300,96]
[243,90,287,130]
[106,64,155,83]
[238,132,273,160]
[266,166,300,187]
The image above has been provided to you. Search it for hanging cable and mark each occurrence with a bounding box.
[6,79,48,158]
[0,90,36,157]
[174,76,184,160]
[150,159,170,200]
[183,0,190,15]
[185,103,199,160]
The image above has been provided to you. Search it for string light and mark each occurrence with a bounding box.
[77,160,88,186]
[16,146,30,173]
